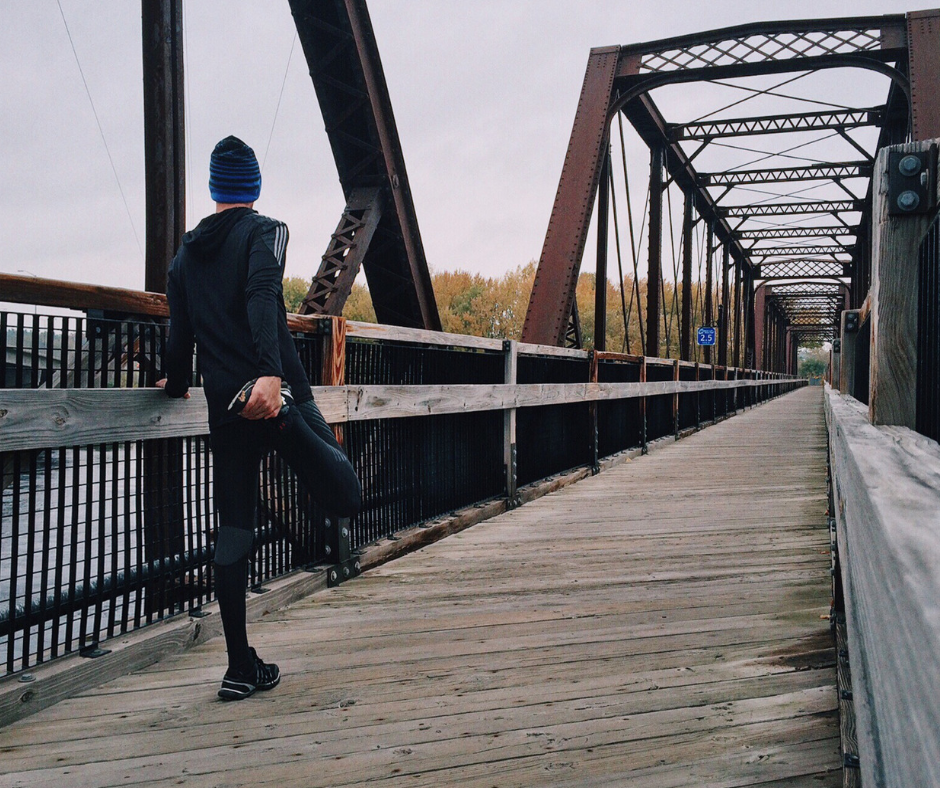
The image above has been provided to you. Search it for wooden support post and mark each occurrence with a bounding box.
[321,316,347,444]
[503,340,519,504]
[869,140,937,427]
[680,192,694,361]
[718,243,730,367]
[647,146,664,358]
[640,356,648,453]
[831,344,841,390]
[694,362,701,430]
[594,149,610,352]
[589,350,600,473]
[673,359,680,439]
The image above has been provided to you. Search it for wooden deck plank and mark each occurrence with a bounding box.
[0,387,839,787]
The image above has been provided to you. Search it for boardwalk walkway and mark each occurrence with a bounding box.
[0,386,839,787]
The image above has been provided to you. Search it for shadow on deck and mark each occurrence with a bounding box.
[0,387,839,788]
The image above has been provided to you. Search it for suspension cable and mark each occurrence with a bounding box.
[262,31,298,173]
[608,165,631,353]
[57,0,142,260]
[618,112,644,353]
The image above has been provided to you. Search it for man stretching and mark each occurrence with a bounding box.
[159,136,361,700]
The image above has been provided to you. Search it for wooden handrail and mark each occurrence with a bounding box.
[0,378,801,452]
[0,271,775,374]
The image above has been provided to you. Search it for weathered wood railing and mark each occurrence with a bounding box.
[0,274,802,689]
[826,386,940,788]
[826,137,940,786]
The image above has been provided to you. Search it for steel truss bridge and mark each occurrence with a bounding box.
[2,5,940,788]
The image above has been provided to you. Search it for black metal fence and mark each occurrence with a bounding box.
[1,307,800,676]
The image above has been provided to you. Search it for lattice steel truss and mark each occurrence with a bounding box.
[750,245,853,258]
[627,19,896,74]
[699,162,872,187]
[670,108,883,140]
[757,260,849,279]
[738,226,855,240]
[720,201,864,217]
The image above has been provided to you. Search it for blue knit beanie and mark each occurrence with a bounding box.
[208,136,262,203]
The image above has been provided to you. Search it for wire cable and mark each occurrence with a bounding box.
[262,31,298,173]
[57,0,143,259]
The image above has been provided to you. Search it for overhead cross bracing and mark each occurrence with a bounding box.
[669,108,884,140]
[523,10,940,365]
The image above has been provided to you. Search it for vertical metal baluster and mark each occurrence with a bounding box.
[7,454,22,672]
[36,448,54,664]
[133,441,145,629]
[64,447,80,653]
[106,443,119,638]
[22,451,39,668]
[51,446,67,658]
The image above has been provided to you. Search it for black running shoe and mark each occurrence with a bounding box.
[218,648,281,701]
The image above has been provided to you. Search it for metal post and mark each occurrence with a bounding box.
[141,0,185,618]
[718,243,730,366]
[503,340,519,505]
[673,360,680,439]
[589,350,600,473]
[647,145,664,358]
[594,149,610,351]
[704,222,714,364]
[732,256,742,368]
[142,0,185,294]
[640,356,648,453]
[680,191,694,361]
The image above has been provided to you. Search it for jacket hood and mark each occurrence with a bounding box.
[181,207,254,257]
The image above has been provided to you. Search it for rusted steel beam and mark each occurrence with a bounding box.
[141,0,185,294]
[594,149,610,351]
[908,10,940,140]
[646,145,664,357]
[522,47,620,346]
[288,0,440,330]
[718,244,730,367]
[680,192,693,361]
[669,108,883,141]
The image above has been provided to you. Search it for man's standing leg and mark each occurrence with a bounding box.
[211,422,280,699]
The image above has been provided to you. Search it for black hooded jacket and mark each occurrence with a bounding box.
[163,207,312,428]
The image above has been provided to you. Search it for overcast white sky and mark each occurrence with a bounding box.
[0,1,936,296]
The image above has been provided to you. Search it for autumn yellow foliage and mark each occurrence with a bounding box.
[284,263,729,361]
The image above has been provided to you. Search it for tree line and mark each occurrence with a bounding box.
[285,263,730,361]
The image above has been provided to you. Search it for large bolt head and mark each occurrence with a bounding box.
[341,527,349,538]
[324,545,331,556]
[898,189,920,212]
[324,517,332,528]
[343,566,350,577]
[899,154,922,177]
[330,570,338,582]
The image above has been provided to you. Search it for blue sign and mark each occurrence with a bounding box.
[697,327,717,346]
